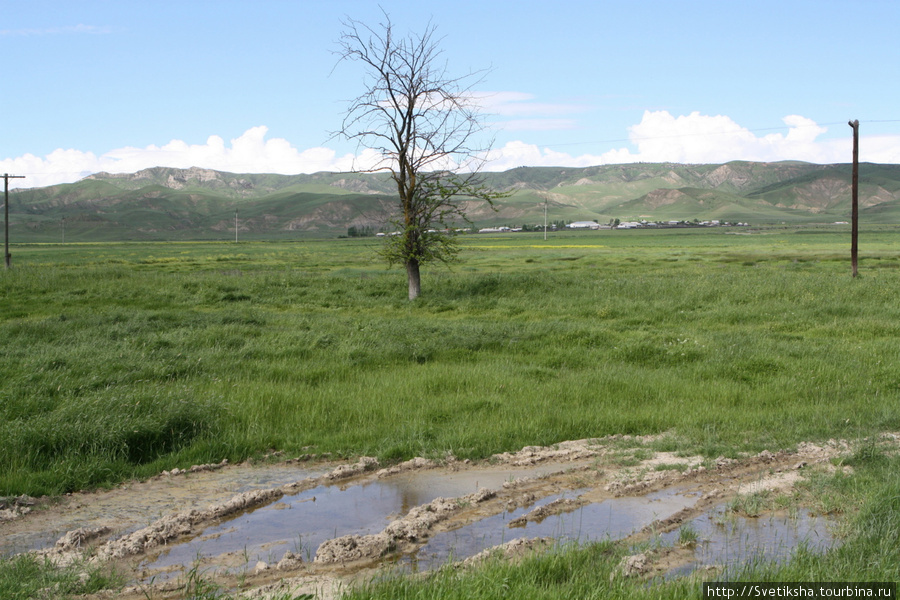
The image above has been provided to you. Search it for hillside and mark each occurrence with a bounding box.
[6,161,900,241]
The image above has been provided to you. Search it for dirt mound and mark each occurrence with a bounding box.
[315,488,496,565]
[0,495,35,523]
[509,497,586,527]
[461,537,553,566]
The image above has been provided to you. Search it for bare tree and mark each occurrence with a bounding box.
[334,12,503,300]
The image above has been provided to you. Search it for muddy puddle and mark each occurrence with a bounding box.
[139,461,594,582]
[0,460,336,557]
[401,487,700,572]
[660,508,834,578]
[1,436,859,599]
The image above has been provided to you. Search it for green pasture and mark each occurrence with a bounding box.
[2,226,900,496]
[2,226,900,598]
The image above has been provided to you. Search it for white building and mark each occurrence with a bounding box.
[567,221,600,230]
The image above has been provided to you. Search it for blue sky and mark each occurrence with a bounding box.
[2,0,899,189]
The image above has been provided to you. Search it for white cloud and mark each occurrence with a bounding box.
[3,114,898,189]
[620,111,844,164]
[853,134,900,164]
[482,140,607,171]
[1,127,382,189]
[472,91,589,133]
[483,111,900,170]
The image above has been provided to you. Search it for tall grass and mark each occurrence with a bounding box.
[2,231,900,495]
[0,554,119,600]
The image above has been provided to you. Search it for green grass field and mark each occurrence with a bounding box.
[1,225,899,598]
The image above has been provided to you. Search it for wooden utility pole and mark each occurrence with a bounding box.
[543,199,548,241]
[848,120,859,277]
[3,174,25,269]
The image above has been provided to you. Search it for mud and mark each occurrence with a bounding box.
[0,459,338,556]
[1,435,881,600]
[661,508,835,578]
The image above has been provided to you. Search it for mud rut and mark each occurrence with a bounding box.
[1,436,859,600]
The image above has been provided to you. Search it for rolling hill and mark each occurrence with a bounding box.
[5,162,900,241]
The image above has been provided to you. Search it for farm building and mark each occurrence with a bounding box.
[567,221,600,230]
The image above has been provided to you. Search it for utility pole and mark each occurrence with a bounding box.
[235,209,238,242]
[848,120,859,278]
[543,198,548,241]
[3,174,25,269]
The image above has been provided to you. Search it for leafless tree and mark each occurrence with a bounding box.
[334,12,503,300]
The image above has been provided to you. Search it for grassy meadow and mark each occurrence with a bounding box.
[3,224,900,598]
[2,225,900,496]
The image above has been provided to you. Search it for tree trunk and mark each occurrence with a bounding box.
[406,257,421,300]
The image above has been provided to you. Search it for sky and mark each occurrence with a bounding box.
[2,0,899,189]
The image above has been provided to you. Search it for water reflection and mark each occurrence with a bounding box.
[404,487,699,571]
[140,462,589,580]
[661,508,834,577]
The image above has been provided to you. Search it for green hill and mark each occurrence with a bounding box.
[5,161,899,241]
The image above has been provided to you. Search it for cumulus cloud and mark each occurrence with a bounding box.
[623,111,838,164]
[1,127,382,189]
[483,111,900,171]
[482,140,607,171]
[100,126,358,174]
[3,113,898,189]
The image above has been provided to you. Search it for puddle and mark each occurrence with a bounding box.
[4,437,858,599]
[140,461,595,581]
[0,462,335,558]
[661,508,835,577]
[402,488,700,572]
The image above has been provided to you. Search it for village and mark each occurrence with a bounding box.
[368,220,751,238]
[476,219,750,233]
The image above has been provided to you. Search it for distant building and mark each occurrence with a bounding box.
[567,221,600,230]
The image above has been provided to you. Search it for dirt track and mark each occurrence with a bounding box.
[1,435,867,600]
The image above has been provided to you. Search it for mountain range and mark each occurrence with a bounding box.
[7,161,900,241]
